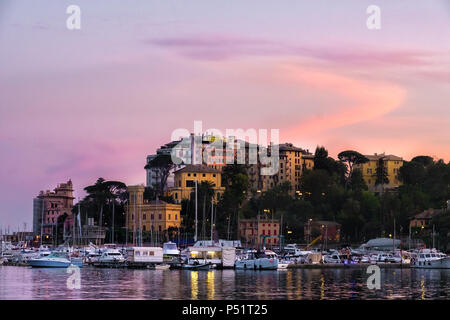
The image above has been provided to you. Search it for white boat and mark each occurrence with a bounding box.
[235,250,278,270]
[27,252,72,268]
[411,249,450,269]
[277,260,290,269]
[323,253,343,264]
[154,264,171,270]
[182,259,211,270]
[98,249,125,264]
[163,242,180,256]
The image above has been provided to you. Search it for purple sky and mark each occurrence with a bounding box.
[0,0,450,230]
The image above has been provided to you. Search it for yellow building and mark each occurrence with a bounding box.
[169,165,225,204]
[238,215,280,248]
[301,153,315,171]
[355,153,403,191]
[276,143,305,195]
[127,185,182,236]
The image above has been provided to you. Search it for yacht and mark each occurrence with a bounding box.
[163,242,180,256]
[235,250,278,270]
[98,248,125,264]
[411,249,450,269]
[27,252,73,268]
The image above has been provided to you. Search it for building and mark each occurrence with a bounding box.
[169,165,225,204]
[301,152,315,171]
[245,143,314,196]
[127,185,182,244]
[409,208,446,228]
[32,180,75,239]
[238,215,280,248]
[354,153,403,192]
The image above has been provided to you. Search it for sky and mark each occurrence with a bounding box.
[0,0,449,230]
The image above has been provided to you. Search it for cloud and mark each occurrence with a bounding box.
[276,64,406,137]
[149,34,435,67]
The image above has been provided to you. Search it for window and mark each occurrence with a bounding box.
[268,230,271,235]
[159,214,162,220]
[262,230,265,235]
[193,173,197,177]
[274,229,277,235]
[213,174,216,177]
[188,173,191,176]
[158,225,162,232]
[143,214,146,220]
[168,214,171,220]
[186,180,195,187]
[143,225,146,231]
[175,214,178,221]
[202,174,206,177]
[151,214,154,220]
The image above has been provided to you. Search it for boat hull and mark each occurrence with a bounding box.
[411,257,450,269]
[235,258,278,270]
[182,263,211,270]
[28,260,71,268]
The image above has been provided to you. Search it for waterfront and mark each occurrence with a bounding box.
[0,266,448,300]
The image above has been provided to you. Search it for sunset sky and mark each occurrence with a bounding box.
[1,0,449,229]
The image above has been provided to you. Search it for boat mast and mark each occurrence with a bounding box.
[210,200,213,244]
[194,179,198,243]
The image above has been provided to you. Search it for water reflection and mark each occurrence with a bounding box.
[0,266,448,300]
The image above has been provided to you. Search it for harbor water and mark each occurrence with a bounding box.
[0,266,448,300]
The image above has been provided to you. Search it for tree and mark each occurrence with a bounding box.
[83,178,127,243]
[219,164,250,240]
[144,154,178,198]
[338,150,369,188]
[411,155,434,167]
[374,157,389,190]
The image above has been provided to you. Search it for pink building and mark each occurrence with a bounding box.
[33,180,75,240]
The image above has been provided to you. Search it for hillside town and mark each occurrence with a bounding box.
[1,133,448,260]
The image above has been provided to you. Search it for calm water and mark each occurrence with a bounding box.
[0,266,448,300]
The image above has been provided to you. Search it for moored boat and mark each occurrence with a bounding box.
[182,259,211,270]
[411,249,450,269]
[27,252,72,268]
[235,250,278,270]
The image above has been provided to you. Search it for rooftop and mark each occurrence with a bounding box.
[175,164,220,174]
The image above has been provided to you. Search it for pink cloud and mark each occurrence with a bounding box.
[276,64,406,137]
[150,34,435,67]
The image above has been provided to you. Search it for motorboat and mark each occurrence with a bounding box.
[27,252,73,268]
[411,249,450,269]
[154,264,171,270]
[277,259,290,269]
[98,249,125,264]
[235,250,278,270]
[323,253,343,264]
[182,259,211,270]
[163,242,180,256]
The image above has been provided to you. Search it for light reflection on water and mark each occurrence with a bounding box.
[0,266,448,300]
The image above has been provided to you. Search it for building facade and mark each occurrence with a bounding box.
[238,215,280,248]
[169,165,225,204]
[127,185,182,244]
[32,180,75,238]
[354,153,403,191]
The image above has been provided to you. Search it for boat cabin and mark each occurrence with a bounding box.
[126,247,163,263]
